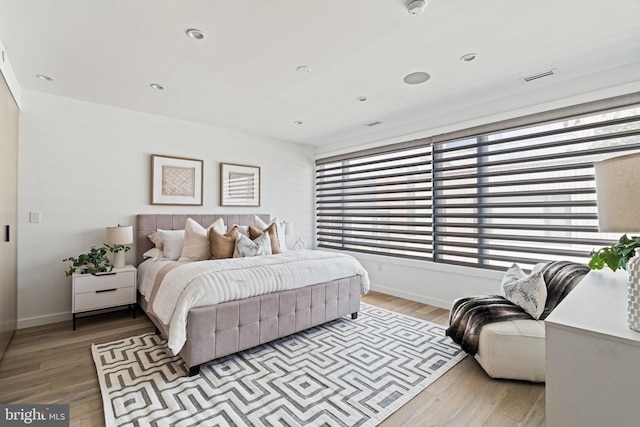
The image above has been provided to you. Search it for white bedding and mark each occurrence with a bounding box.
[138,250,370,354]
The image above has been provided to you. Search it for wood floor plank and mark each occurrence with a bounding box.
[0,292,545,426]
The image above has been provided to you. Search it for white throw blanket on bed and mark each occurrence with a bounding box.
[149,250,370,354]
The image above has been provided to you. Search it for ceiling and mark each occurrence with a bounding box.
[0,0,639,152]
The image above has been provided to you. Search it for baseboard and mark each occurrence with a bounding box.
[18,312,71,329]
[18,305,136,329]
[369,283,452,309]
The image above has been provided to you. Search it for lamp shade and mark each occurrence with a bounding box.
[284,222,294,236]
[595,152,640,232]
[105,225,133,245]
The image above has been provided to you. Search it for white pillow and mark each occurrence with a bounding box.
[228,224,249,237]
[142,247,165,261]
[252,215,287,252]
[233,232,272,258]
[157,229,185,261]
[179,218,225,261]
[500,263,547,319]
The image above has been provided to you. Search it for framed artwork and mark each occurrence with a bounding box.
[151,154,203,205]
[220,163,261,207]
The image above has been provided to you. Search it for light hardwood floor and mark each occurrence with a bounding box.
[0,292,545,426]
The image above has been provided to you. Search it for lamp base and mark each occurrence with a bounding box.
[629,249,640,331]
[112,251,126,268]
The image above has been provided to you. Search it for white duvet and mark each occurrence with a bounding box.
[141,250,370,354]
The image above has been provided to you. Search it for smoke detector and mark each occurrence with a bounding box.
[407,0,427,15]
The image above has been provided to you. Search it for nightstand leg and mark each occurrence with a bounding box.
[129,304,136,319]
[73,313,76,331]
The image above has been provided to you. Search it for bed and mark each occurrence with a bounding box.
[136,214,369,376]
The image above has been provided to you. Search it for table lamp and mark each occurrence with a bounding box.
[595,152,640,331]
[105,225,133,268]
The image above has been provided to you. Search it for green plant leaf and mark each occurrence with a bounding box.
[589,234,640,272]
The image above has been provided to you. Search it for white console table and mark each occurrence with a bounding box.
[545,269,640,427]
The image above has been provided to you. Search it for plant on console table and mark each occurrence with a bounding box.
[63,246,112,276]
[589,234,640,271]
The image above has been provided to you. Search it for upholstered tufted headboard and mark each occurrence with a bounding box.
[136,214,270,265]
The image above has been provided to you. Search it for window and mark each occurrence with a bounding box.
[316,143,433,261]
[316,94,640,271]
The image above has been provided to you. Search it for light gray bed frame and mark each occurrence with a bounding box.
[136,214,362,376]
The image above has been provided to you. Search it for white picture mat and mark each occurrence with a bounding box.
[220,163,260,206]
[151,155,203,205]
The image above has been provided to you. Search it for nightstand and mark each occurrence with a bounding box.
[72,265,136,330]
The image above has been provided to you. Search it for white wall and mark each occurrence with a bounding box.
[353,253,502,308]
[17,91,316,328]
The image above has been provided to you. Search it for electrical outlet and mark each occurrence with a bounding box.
[29,211,41,223]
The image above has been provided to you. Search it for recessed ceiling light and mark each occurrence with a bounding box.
[296,65,312,73]
[356,96,367,102]
[186,29,205,40]
[403,72,430,85]
[36,74,53,81]
[460,53,477,62]
[407,0,427,15]
[150,83,164,90]
[294,121,303,125]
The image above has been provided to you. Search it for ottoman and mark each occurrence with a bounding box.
[474,318,546,383]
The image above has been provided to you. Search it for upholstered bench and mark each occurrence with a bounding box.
[446,261,590,383]
[474,319,545,382]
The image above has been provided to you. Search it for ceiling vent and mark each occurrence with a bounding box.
[520,68,558,83]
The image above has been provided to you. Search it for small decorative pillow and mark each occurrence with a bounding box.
[148,232,164,249]
[248,223,281,254]
[252,215,287,252]
[500,263,547,319]
[157,229,186,261]
[209,226,238,260]
[180,218,225,261]
[142,247,165,261]
[233,232,272,258]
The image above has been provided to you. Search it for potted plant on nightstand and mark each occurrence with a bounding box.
[589,234,640,271]
[63,246,112,276]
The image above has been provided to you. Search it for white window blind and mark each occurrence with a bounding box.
[316,143,433,260]
[433,106,640,270]
[316,94,640,271]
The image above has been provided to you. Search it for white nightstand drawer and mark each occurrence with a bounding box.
[74,286,135,312]
[74,270,135,293]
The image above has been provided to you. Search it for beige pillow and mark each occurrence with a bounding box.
[148,232,164,249]
[209,226,238,260]
[180,218,225,261]
[249,223,281,254]
[252,215,287,252]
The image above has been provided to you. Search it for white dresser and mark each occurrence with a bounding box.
[545,269,640,427]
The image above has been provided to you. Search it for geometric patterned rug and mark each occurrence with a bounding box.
[92,303,465,427]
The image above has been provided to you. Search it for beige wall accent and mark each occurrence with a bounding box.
[0,70,18,359]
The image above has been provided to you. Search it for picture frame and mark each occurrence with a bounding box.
[151,154,203,206]
[220,163,261,207]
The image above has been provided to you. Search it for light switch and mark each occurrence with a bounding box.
[29,211,41,223]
